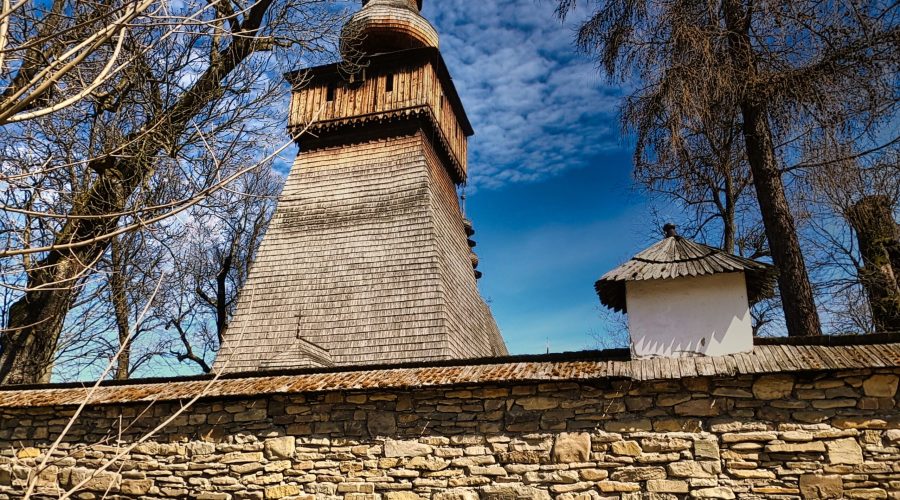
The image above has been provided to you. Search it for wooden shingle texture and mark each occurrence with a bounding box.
[343,0,439,52]
[215,132,506,374]
[3,342,898,408]
[596,235,776,312]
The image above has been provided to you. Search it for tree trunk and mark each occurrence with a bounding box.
[110,238,131,380]
[1,171,131,384]
[215,253,232,344]
[846,195,900,333]
[0,264,78,384]
[722,166,737,253]
[723,0,822,337]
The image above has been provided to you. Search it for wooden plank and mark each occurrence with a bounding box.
[653,357,666,380]
[710,355,729,377]
[853,344,885,368]
[653,357,669,380]
[759,347,780,372]
[871,343,899,367]
[796,345,821,371]
[758,346,782,373]
[814,344,842,370]
[747,349,766,374]
[696,356,715,377]
[722,354,739,376]
[772,346,797,371]
[774,345,800,371]
[633,359,646,381]
[732,351,750,374]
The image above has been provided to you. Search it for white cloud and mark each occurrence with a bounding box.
[424,0,626,189]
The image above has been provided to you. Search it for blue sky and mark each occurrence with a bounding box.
[417,1,654,353]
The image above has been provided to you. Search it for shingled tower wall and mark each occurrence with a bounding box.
[214,1,507,373]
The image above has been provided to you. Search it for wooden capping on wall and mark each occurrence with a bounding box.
[285,48,471,183]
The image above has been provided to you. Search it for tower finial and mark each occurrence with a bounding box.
[362,0,422,12]
[663,223,677,238]
[344,0,438,56]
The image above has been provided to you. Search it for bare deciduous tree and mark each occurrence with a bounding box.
[557,0,899,337]
[797,146,900,334]
[0,0,346,384]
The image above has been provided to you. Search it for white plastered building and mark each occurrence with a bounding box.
[595,224,775,359]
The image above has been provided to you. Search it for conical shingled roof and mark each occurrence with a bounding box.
[595,228,776,313]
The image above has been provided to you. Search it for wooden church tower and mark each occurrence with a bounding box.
[214,0,508,373]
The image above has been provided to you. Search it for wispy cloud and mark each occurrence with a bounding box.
[425,0,626,189]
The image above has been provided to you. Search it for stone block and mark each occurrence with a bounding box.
[833,417,888,429]
[597,481,641,493]
[610,466,666,482]
[407,456,449,471]
[711,387,753,398]
[862,374,898,397]
[657,394,692,406]
[826,438,863,465]
[753,375,794,399]
[234,408,267,422]
[728,468,775,479]
[467,465,506,476]
[551,433,590,463]
[549,482,594,494]
[196,493,231,500]
[753,486,800,495]
[384,439,433,458]
[385,493,423,500]
[579,469,609,481]
[610,440,642,456]
[367,411,397,437]
[604,419,652,433]
[654,418,702,433]
[765,442,826,453]
[264,436,295,460]
[337,483,375,494]
[667,461,717,478]
[433,490,479,500]
[642,437,691,452]
[885,429,900,443]
[812,399,856,409]
[221,452,263,464]
[690,487,735,499]
[674,398,726,417]
[61,467,121,492]
[799,474,843,499]
[120,479,153,495]
[498,450,542,464]
[16,447,40,459]
[844,489,887,499]
[647,480,689,493]
[481,485,552,500]
[721,432,777,443]
[781,430,814,442]
[517,397,559,410]
[187,441,216,456]
[264,484,300,499]
[694,438,720,460]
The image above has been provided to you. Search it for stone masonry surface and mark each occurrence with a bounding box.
[1,367,898,499]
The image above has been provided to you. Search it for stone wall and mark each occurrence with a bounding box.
[1,367,898,499]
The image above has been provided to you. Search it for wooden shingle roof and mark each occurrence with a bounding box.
[1,341,897,408]
[596,229,776,312]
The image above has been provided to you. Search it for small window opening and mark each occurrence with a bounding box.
[326,83,336,102]
[385,73,394,93]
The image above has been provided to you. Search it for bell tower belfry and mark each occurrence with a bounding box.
[214,0,507,373]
